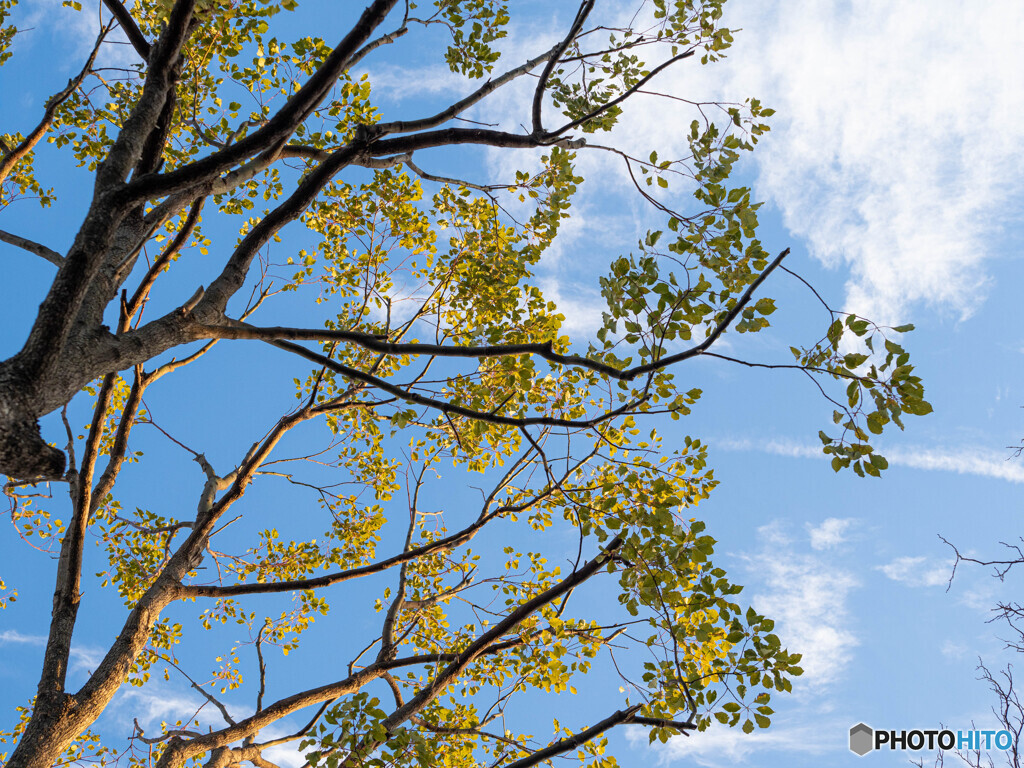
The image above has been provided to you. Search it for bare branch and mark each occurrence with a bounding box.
[0,229,64,267]
[377,40,564,136]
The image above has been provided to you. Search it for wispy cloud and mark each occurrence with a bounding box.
[0,629,104,674]
[15,0,139,72]
[806,518,857,551]
[719,436,1024,484]
[629,720,838,768]
[717,437,821,461]
[114,687,231,733]
[0,629,45,645]
[877,556,949,588]
[744,523,860,691]
[69,644,105,674]
[941,640,969,660]
[710,0,1024,324]
[360,64,466,102]
[883,446,1024,484]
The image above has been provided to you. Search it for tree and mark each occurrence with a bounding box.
[0,0,932,766]
[912,539,1024,768]
[910,439,1024,768]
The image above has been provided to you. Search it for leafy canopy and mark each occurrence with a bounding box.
[0,0,929,767]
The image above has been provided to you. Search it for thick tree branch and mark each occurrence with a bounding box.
[100,0,152,60]
[33,371,116,701]
[6,0,198,397]
[531,0,594,135]
[123,0,401,205]
[367,125,577,157]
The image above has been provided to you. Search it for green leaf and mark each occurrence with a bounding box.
[866,412,885,435]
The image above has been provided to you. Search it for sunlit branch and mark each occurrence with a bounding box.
[0,26,107,185]
[153,665,386,768]
[123,0,402,204]
[196,248,789,385]
[126,198,205,322]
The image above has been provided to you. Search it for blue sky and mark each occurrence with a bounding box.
[2,1,1024,767]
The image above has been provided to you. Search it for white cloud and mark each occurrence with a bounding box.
[492,1,1024,327]
[69,644,105,674]
[262,743,307,768]
[15,0,139,71]
[376,0,1024,344]
[628,720,837,768]
[941,640,969,660]
[0,629,104,674]
[883,445,1024,484]
[537,276,605,336]
[806,518,856,551]
[719,436,1024,484]
[877,556,949,588]
[709,0,1024,324]
[361,64,466,102]
[0,629,44,645]
[744,523,860,691]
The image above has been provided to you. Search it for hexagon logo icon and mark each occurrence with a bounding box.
[850,723,874,756]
